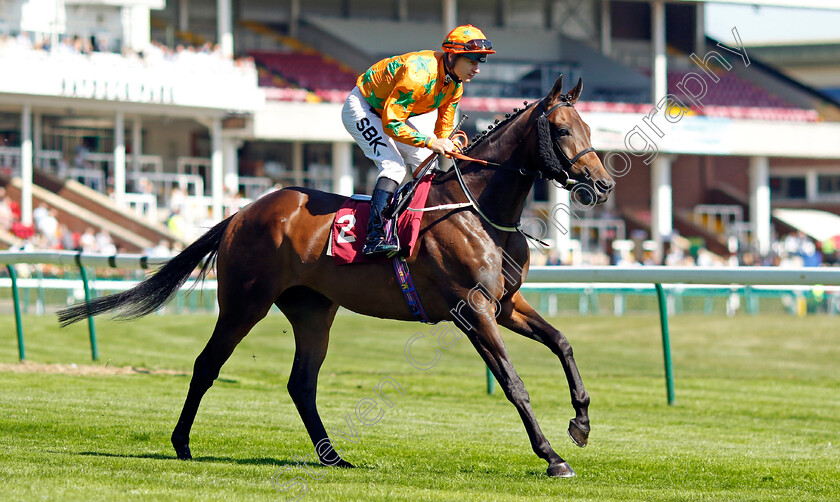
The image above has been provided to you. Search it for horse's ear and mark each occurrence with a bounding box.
[547,74,565,103]
[567,78,584,104]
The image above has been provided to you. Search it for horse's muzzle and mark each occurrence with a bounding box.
[572,177,614,207]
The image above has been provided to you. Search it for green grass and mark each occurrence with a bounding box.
[1,311,839,501]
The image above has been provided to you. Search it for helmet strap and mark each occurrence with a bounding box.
[443,53,461,84]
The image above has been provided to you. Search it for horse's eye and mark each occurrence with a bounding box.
[557,128,570,137]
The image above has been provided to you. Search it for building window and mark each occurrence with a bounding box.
[770,176,806,200]
[817,174,840,198]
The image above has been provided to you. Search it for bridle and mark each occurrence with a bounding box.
[440,96,596,239]
[535,97,596,185]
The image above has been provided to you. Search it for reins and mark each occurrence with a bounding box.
[402,95,596,247]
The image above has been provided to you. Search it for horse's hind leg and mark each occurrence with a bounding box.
[277,287,353,468]
[171,292,273,460]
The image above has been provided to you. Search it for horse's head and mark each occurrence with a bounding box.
[536,75,615,206]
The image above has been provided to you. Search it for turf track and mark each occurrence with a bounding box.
[1,312,838,501]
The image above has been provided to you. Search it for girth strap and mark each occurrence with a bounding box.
[392,256,432,323]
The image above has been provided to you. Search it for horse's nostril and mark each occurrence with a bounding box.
[595,179,614,193]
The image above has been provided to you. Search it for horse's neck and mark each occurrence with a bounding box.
[444,109,538,227]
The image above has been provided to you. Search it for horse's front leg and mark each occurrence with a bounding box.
[455,306,576,477]
[497,291,590,448]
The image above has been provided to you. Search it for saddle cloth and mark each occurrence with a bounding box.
[331,174,433,265]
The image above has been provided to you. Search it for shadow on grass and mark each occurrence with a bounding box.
[70,450,371,469]
[71,450,295,466]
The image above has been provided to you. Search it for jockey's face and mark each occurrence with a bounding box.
[452,56,480,83]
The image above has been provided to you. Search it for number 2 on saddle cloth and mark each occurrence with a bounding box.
[330,173,434,265]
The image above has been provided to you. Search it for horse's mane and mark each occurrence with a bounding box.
[463,100,535,154]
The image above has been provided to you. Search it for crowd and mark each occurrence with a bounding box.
[0,32,255,72]
[1,198,119,254]
[534,229,838,268]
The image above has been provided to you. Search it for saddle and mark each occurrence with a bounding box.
[330,174,434,265]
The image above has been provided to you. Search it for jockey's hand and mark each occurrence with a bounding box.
[428,137,456,156]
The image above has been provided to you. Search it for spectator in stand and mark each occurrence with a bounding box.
[33,202,49,229]
[0,190,14,231]
[147,239,171,257]
[169,184,186,214]
[166,207,186,240]
[545,250,563,266]
[74,138,91,171]
[96,229,117,255]
[800,240,822,267]
[79,227,98,252]
[783,231,807,257]
[821,237,837,266]
[36,208,60,247]
[58,223,77,250]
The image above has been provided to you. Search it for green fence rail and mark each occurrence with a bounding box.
[3,253,840,403]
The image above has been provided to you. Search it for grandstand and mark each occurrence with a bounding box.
[1,0,839,268]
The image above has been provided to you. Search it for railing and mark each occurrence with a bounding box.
[122,193,159,222]
[526,265,840,404]
[133,155,163,174]
[176,157,212,195]
[693,204,744,236]
[67,167,105,191]
[0,146,21,175]
[3,252,840,404]
[238,176,273,200]
[126,171,205,202]
[1,252,169,362]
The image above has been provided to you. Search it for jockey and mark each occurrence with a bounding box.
[342,24,495,257]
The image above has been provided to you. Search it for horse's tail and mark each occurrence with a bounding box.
[57,216,233,327]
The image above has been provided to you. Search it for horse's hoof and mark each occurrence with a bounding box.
[321,457,355,468]
[568,419,589,448]
[547,462,576,478]
[173,444,192,460]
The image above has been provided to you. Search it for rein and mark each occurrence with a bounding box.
[437,97,595,245]
[404,96,596,247]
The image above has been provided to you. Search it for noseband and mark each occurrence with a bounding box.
[536,98,596,184]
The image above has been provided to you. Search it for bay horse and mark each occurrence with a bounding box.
[58,75,615,478]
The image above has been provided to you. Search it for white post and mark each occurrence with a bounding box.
[217,0,233,58]
[442,0,457,34]
[132,117,142,172]
[600,0,611,56]
[114,110,126,207]
[749,156,771,257]
[33,112,42,169]
[211,118,224,220]
[292,141,304,186]
[21,105,33,226]
[651,0,667,108]
[332,142,354,196]
[550,183,572,263]
[223,139,239,196]
[122,5,150,52]
[651,155,672,263]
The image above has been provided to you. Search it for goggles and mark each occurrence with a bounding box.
[444,38,493,52]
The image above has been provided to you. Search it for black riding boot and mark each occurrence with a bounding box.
[363,178,399,257]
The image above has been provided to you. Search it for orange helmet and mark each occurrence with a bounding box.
[442,25,495,63]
